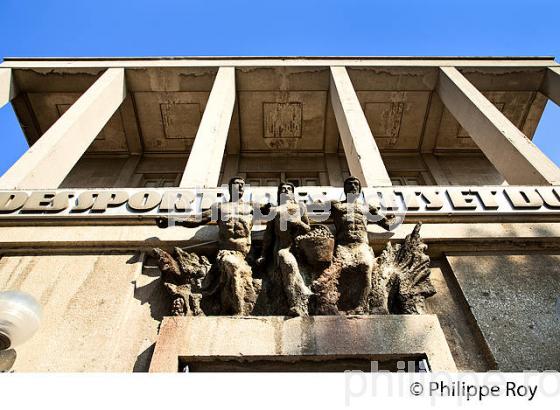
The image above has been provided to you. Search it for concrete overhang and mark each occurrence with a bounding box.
[2,56,557,156]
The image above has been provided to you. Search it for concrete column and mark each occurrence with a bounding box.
[0,68,17,109]
[221,154,240,186]
[325,154,344,186]
[180,67,236,188]
[113,155,141,187]
[329,66,392,187]
[438,66,560,185]
[541,67,560,107]
[0,68,126,189]
[423,154,450,185]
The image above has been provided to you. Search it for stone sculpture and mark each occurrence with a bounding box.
[372,222,436,314]
[256,182,314,316]
[153,177,257,316]
[152,247,210,316]
[152,176,436,317]
[313,176,397,314]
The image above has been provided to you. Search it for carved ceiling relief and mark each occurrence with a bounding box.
[133,91,208,152]
[357,91,430,151]
[19,67,546,157]
[262,101,303,150]
[364,101,405,146]
[160,102,201,140]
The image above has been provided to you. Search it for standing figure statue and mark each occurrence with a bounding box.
[313,176,396,315]
[155,177,257,315]
[257,182,313,316]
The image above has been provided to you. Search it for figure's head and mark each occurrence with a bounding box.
[277,181,296,204]
[228,177,245,201]
[344,176,362,196]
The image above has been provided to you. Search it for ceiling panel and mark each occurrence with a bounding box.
[356,91,431,150]
[133,91,210,152]
[238,91,327,152]
[27,92,129,152]
[435,91,538,151]
[11,65,550,157]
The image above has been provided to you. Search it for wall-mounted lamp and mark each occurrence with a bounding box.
[0,291,42,372]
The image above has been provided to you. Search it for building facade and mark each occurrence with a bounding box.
[0,57,559,372]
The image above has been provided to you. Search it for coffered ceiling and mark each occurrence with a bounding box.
[9,63,549,157]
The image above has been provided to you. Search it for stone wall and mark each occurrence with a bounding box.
[0,252,164,371]
[60,157,127,188]
[446,253,560,371]
[60,152,507,189]
[1,239,558,371]
[438,155,506,185]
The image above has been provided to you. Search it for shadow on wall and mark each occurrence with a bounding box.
[445,243,560,372]
[128,252,168,372]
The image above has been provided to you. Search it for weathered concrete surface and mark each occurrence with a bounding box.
[180,67,236,188]
[437,67,560,185]
[541,67,560,106]
[0,253,164,371]
[0,68,126,189]
[60,157,129,188]
[436,156,506,185]
[149,315,456,372]
[330,66,392,187]
[0,223,559,254]
[447,253,560,371]
[6,59,553,188]
[0,68,16,109]
[3,57,556,68]
[425,263,494,371]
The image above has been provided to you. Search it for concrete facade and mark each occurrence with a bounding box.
[0,57,559,372]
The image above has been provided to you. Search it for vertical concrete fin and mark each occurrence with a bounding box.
[180,66,236,188]
[329,66,392,187]
[541,67,560,107]
[438,66,560,185]
[423,154,450,185]
[0,68,17,109]
[0,67,126,189]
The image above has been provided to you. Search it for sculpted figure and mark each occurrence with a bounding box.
[313,176,395,315]
[257,182,313,316]
[152,247,211,316]
[374,222,436,314]
[155,177,257,315]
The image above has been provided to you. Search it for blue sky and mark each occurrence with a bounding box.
[0,0,559,175]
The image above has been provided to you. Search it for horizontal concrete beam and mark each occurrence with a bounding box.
[149,315,456,372]
[180,67,236,188]
[0,223,559,252]
[0,68,17,109]
[1,58,557,69]
[438,67,560,185]
[0,68,126,189]
[330,66,392,187]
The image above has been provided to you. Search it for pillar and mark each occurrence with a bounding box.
[541,67,560,107]
[0,68,16,109]
[437,66,560,185]
[0,68,126,189]
[330,66,392,187]
[180,67,236,188]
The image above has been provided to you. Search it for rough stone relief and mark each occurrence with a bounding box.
[152,177,436,317]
